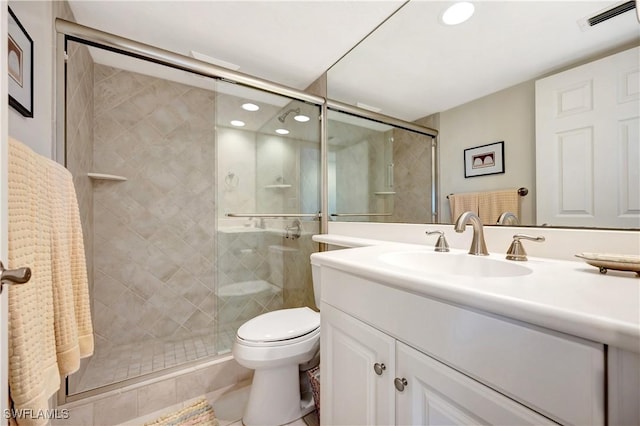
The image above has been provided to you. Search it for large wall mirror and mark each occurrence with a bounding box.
[327,1,639,230]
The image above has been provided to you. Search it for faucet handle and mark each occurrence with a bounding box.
[506,234,545,261]
[425,231,450,252]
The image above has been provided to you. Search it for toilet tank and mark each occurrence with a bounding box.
[311,261,321,308]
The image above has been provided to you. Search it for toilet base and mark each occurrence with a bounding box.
[242,364,314,426]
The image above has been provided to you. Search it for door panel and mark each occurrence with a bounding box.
[536,46,640,228]
[321,303,395,425]
[2,3,10,423]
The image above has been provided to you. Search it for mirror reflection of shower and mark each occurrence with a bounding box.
[277,107,311,124]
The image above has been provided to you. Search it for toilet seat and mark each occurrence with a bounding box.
[237,307,320,347]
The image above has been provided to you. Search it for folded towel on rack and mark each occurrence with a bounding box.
[7,137,93,426]
[48,153,94,374]
[478,189,520,225]
[449,192,479,222]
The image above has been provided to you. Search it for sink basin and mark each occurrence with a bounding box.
[379,251,532,278]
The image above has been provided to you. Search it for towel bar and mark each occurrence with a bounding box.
[447,187,528,199]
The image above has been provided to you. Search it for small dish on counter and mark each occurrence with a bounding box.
[575,253,640,276]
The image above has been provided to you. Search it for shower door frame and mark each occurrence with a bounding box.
[54,17,439,404]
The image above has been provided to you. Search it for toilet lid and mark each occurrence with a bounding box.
[237,307,320,343]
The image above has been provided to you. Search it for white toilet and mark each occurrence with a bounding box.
[232,264,321,426]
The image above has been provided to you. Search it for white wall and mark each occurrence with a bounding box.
[439,81,536,225]
[7,1,54,159]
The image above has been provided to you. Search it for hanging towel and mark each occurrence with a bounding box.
[7,138,93,426]
[478,189,520,225]
[448,192,479,223]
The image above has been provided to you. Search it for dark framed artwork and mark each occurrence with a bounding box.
[464,141,504,178]
[8,7,33,118]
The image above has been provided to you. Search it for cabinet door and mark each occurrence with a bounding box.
[321,303,395,425]
[395,342,553,425]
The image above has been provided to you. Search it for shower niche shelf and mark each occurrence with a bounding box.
[88,173,128,182]
[374,191,396,195]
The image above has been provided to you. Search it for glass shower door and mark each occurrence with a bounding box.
[215,82,321,353]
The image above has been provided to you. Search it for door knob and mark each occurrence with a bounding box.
[373,363,386,375]
[394,377,408,392]
[0,261,31,294]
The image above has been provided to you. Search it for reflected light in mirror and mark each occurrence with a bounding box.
[441,1,475,25]
[242,102,260,111]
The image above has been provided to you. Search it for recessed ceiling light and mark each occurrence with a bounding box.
[441,2,475,25]
[275,128,290,135]
[242,103,260,111]
[294,114,310,122]
[231,120,245,127]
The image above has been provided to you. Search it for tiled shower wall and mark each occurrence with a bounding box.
[390,127,434,223]
[91,64,217,352]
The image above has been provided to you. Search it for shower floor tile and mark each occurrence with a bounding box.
[72,330,234,394]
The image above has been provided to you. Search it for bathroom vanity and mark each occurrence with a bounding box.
[311,244,640,425]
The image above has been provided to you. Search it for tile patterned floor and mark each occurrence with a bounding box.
[73,324,241,393]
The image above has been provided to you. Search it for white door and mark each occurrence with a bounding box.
[321,303,395,425]
[395,342,553,425]
[536,46,640,228]
[1,3,10,423]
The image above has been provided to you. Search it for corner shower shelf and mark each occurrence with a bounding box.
[264,184,292,189]
[87,173,128,182]
[374,191,396,195]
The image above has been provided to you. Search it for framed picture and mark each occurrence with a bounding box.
[464,141,504,178]
[8,7,33,118]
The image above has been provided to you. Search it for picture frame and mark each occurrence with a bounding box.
[8,7,33,118]
[464,141,504,178]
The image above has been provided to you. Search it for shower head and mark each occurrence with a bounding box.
[277,108,300,123]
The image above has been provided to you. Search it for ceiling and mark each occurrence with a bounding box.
[68,1,639,123]
[67,0,405,90]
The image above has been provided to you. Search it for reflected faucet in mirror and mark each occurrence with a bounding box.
[455,211,489,256]
[497,212,520,226]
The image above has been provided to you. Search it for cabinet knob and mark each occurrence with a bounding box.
[394,377,408,392]
[373,363,386,375]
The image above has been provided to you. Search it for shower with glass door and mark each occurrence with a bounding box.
[62,36,321,398]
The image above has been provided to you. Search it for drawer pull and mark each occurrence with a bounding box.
[394,377,408,391]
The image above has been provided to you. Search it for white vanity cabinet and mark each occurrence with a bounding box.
[322,303,552,425]
[318,266,607,425]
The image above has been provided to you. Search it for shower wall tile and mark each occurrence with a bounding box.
[391,127,433,223]
[92,64,217,350]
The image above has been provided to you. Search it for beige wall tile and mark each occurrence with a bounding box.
[137,378,177,417]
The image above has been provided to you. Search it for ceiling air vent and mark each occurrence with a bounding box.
[587,0,636,26]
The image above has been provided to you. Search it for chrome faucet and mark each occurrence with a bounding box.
[454,211,489,256]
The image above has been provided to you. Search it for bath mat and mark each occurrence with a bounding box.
[145,398,219,426]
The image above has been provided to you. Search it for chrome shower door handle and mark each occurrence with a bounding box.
[0,261,31,294]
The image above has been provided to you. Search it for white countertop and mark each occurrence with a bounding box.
[310,239,640,353]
